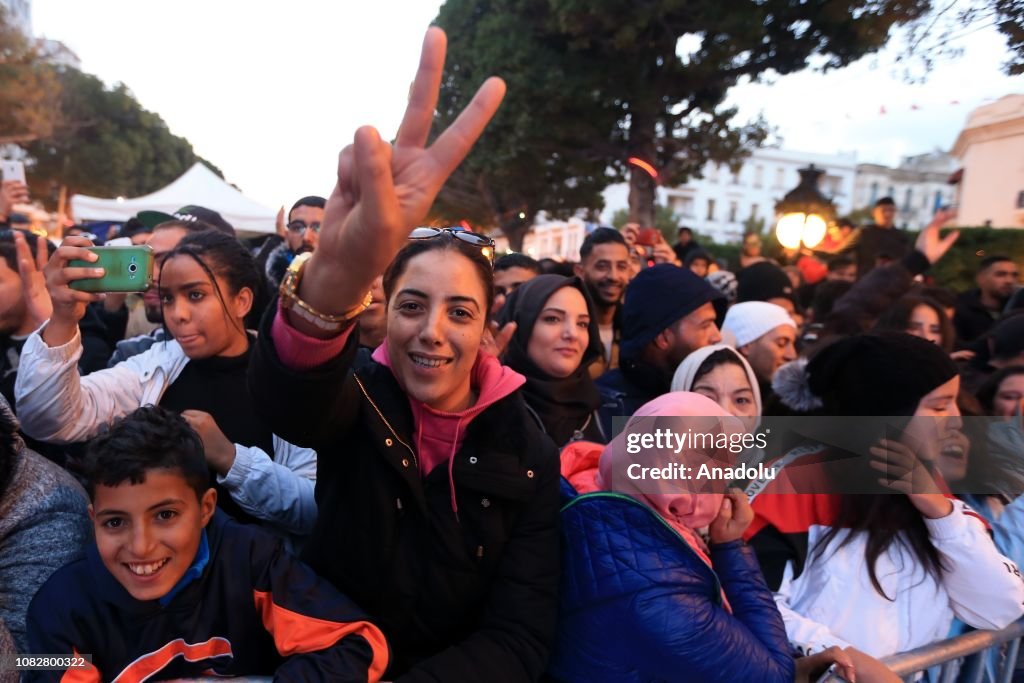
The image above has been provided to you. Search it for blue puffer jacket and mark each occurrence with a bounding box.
[548,487,795,683]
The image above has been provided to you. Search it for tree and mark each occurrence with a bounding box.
[432,0,930,245]
[23,68,223,209]
[0,5,61,145]
[896,0,1023,78]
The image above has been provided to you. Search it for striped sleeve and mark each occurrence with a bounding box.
[252,541,389,682]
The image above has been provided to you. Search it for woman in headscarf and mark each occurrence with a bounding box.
[672,343,762,432]
[551,392,798,683]
[498,274,606,447]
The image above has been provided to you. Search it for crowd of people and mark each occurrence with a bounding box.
[0,26,1023,683]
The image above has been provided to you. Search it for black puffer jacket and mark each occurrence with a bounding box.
[249,311,560,682]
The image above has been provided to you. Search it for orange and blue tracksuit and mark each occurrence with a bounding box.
[25,511,388,682]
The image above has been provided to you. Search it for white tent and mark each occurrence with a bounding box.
[71,163,276,235]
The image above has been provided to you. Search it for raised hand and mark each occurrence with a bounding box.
[708,488,754,545]
[0,180,29,219]
[299,28,506,326]
[869,437,952,518]
[182,410,236,475]
[915,208,959,265]
[40,235,105,348]
[13,231,53,331]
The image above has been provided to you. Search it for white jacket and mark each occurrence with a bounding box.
[14,326,317,537]
[776,499,1024,658]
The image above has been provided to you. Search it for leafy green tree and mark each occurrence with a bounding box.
[431,0,930,249]
[23,69,222,208]
[0,5,60,145]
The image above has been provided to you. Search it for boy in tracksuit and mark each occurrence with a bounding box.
[26,406,388,682]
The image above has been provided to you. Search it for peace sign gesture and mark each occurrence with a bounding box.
[296,28,506,335]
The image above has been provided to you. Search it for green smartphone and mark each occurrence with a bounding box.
[69,246,155,292]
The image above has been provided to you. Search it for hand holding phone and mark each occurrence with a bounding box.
[68,245,154,292]
[1,160,26,184]
[635,227,661,247]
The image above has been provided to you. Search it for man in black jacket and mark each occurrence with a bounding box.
[848,196,911,278]
[596,264,725,438]
[954,255,1019,346]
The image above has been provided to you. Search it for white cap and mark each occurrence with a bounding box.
[722,301,797,347]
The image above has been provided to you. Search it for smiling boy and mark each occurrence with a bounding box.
[25,406,388,682]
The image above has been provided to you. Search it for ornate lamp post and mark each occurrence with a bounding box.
[774,165,836,250]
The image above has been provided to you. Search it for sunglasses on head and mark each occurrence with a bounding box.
[287,220,321,234]
[408,227,495,261]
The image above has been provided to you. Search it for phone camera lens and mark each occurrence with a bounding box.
[128,263,138,273]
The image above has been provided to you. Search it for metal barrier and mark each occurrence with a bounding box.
[823,620,1024,683]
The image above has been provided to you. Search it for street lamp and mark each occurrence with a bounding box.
[774,165,835,250]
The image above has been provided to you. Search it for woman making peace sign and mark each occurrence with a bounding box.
[249,28,559,682]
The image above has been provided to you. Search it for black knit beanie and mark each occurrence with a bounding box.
[805,332,958,416]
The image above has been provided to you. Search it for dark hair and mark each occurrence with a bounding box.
[160,230,264,338]
[82,406,210,500]
[494,253,541,274]
[810,280,853,323]
[120,217,152,238]
[874,196,896,208]
[874,295,954,352]
[579,227,626,260]
[827,256,854,272]
[835,218,856,230]
[919,286,957,311]
[815,495,946,600]
[684,249,712,268]
[678,226,693,236]
[976,365,1024,415]
[538,258,575,277]
[382,234,495,316]
[978,255,1014,273]
[692,348,749,387]
[289,196,326,220]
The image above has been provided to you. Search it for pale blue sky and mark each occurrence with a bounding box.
[32,1,1021,211]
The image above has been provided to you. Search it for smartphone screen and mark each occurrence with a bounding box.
[1,161,26,184]
[69,246,155,293]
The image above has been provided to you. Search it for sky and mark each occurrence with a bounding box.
[30,0,1022,212]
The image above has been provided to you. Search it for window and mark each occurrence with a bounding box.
[1017,190,1024,209]
[754,165,764,188]
[750,203,759,219]
[706,199,716,221]
[774,168,785,189]
[728,201,738,223]
[934,190,944,211]
[731,165,742,185]
[904,188,912,210]
[870,182,879,205]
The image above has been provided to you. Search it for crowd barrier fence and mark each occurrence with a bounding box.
[823,620,1024,683]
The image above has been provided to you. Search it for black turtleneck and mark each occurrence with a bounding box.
[159,340,273,523]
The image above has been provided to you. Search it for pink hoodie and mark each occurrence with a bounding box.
[272,306,526,516]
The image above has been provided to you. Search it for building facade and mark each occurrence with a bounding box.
[853,151,958,230]
[600,147,859,243]
[951,94,1024,228]
[492,216,589,262]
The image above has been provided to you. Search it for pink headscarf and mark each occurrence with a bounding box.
[596,392,746,569]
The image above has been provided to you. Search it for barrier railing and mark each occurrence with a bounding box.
[823,620,1024,683]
